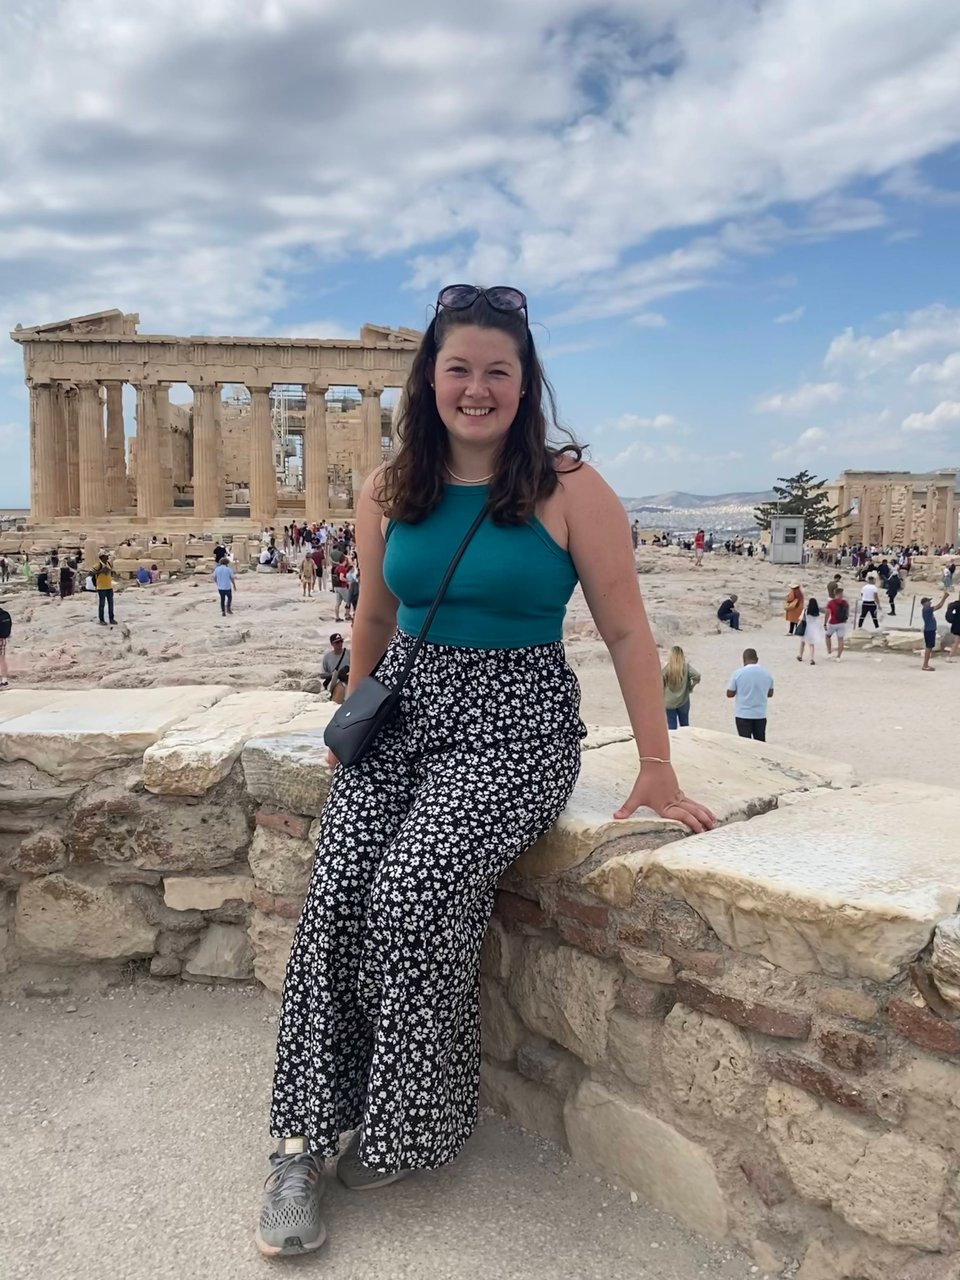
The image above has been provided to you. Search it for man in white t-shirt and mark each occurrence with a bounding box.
[726,649,774,742]
[857,576,881,629]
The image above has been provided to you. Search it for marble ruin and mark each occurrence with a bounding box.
[831,468,959,548]
[12,309,421,530]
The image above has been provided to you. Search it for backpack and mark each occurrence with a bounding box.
[835,600,849,624]
[0,608,11,639]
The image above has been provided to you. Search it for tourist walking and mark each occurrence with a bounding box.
[662,645,700,729]
[694,528,705,567]
[299,552,316,599]
[796,598,824,665]
[213,557,236,616]
[717,593,740,630]
[726,648,773,741]
[784,584,804,635]
[0,556,8,583]
[0,601,10,687]
[320,632,351,705]
[857,576,881,629]
[255,283,715,1259]
[886,567,902,616]
[922,592,950,671]
[825,589,850,659]
[331,554,352,622]
[95,555,116,625]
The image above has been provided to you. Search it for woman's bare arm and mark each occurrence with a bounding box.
[347,467,399,697]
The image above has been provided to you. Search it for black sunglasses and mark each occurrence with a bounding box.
[436,284,528,321]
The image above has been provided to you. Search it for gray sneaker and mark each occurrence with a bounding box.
[336,1129,411,1191]
[255,1138,327,1258]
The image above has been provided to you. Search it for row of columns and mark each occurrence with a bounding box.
[839,481,957,546]
[30,377,388,525]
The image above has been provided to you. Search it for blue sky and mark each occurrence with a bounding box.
[1,0,959,505]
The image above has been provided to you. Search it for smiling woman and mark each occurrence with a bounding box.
[255,284,716,1260]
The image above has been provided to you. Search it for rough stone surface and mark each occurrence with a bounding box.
[515,1039,583,1097]
[619,946,675,983]
[607,1010,660,1089]
[643,781,960,981]
[565,1079,729,1239]
[241,732,332,817]
[162,874,254,912]
[480,918,513,983]
[816,1025,883,1073]
[247,909,296,993]
[931,914,960,1009]
[183,923,254,980]
[887,998,960,1056]
[142,691,323,796]
[14,874,158,962]
[766,1082,947,1250]
[0,686,232,780]
[661,1004,765,1127]
[902,1056,960,1154]
[765,1052,870,1113]
[246,825,315,897]
[479,1060,567,1147]
[814,984,880,1023]
[67,778,252,872]
[12,829,67,875]
[675,973,810,1039]
[507,938,619,1065]
[480,978,527,1062]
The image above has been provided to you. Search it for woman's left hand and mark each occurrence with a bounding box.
[613,763,716,834]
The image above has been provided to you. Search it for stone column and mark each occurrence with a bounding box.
[944,485,957,548]
[155,383,174,514]
[31,384,59,522]
[859,488,870,546]
[924,486,935,546]
[136,386,157,521]
[359,383,384,481]
[883,485,894,547]
[50,385,69,517]
[65,387,80,516]
[248,385,277,525]
[104,382,128,512]
[77,381,107,520]
[902,485,914,546]
[304,384,330,521]
[191,384,222,521]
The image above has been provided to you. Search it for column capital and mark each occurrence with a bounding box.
[247,384,274,397]
[304,383,329,396]
[359,381,383,398]
[189,381,220,394]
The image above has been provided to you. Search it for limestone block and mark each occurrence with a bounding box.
[143,691,321,796]
[516,727,856,881]
[247,825,315,897]
[661,1004,765,1128]
[15,874,158,963]
[515,1040,583,1097]
[641,781,960,981]
[931,914,960,1008]
[885,631,924,653]
[842,630,879,651]
[766,1082,948,1251]
[0,689,64,727]
[0,686,232,781]
[902,1056,960,1155]
[479,1059,567,1147]
[248,909,297,993]
[163,874,254,912]
[183,923,254,980]
[565,1079,728,1238]
[480,917,513,983]
[241,732,333,817]
[607,1009,660,1089]
[68,779,252,872]
[12,829,67,875]
[480,977,527,1062]
[507,938,619,1065]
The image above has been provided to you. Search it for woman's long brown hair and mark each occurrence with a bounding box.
[376,294,584,525]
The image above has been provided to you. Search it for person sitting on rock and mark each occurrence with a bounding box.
[717,593,740,630]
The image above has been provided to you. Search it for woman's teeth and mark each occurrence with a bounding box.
[460,407,492,416]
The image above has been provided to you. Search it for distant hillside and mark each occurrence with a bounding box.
[626,490,777,509]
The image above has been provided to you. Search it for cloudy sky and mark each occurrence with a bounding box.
[1,0,960,505]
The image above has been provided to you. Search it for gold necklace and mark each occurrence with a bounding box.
[446,466,493,485]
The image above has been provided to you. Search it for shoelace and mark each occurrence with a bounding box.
[270,1153,321,1201]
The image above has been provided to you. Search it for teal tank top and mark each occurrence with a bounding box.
[383,484,578,649]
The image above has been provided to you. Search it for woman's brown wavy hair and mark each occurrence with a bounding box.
[375,293,584,525]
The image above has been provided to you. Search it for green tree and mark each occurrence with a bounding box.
[754,470,851,543]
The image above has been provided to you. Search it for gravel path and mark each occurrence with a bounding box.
[0,981,769,1280]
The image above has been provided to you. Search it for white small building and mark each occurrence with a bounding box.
[769,515,805,565]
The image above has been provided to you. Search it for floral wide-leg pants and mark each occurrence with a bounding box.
[269,632,585,1173]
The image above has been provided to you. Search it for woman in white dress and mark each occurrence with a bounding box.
[797,597,825,666]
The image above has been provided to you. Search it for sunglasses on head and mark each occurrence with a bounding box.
[436,284,528,321]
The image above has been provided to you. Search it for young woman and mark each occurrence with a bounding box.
[661,645,700,729]
[797,597,825,665]
[255,285,716,1258]
[784,585,804,635]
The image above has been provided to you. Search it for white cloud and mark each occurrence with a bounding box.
[774,306,805,324]
[824,304,960,375]
[630,313,668,328]
[771,426,830,464]
[755,382,844,414]
[902,400,960,432]
[908,351,960,386]
[615,413,678,432]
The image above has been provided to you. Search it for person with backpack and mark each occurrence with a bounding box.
[0,602,11,687]
[825,590,850,659]
[946,595,960,663]
[331,554,352,623]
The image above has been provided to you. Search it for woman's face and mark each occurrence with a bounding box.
[432,324,523,452]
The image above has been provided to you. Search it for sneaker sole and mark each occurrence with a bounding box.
[336,1165,410,1192]
[255,1223,327,1258]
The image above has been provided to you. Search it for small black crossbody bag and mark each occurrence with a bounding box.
[323,502,489,767]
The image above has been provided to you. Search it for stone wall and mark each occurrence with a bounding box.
[2,692,960,1278]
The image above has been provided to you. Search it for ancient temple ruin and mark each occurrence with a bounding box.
[830,468,959,548]
[12,309,420,529]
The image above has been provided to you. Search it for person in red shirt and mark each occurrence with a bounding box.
[824,591,850,660]
[694,528,705,568]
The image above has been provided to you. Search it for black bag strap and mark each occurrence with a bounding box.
[392,501,489,686]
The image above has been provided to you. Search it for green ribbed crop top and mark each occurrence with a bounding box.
[383,484,578,649]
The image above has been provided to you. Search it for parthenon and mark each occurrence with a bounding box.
[12,309,421,529]
[829,468,959,548]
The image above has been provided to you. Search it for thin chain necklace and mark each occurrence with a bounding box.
[446,465,493,485]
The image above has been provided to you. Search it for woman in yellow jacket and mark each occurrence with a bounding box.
[95,554,116,626]
[784,584,804,636]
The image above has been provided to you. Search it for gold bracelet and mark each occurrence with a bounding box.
[639,755,671,765]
